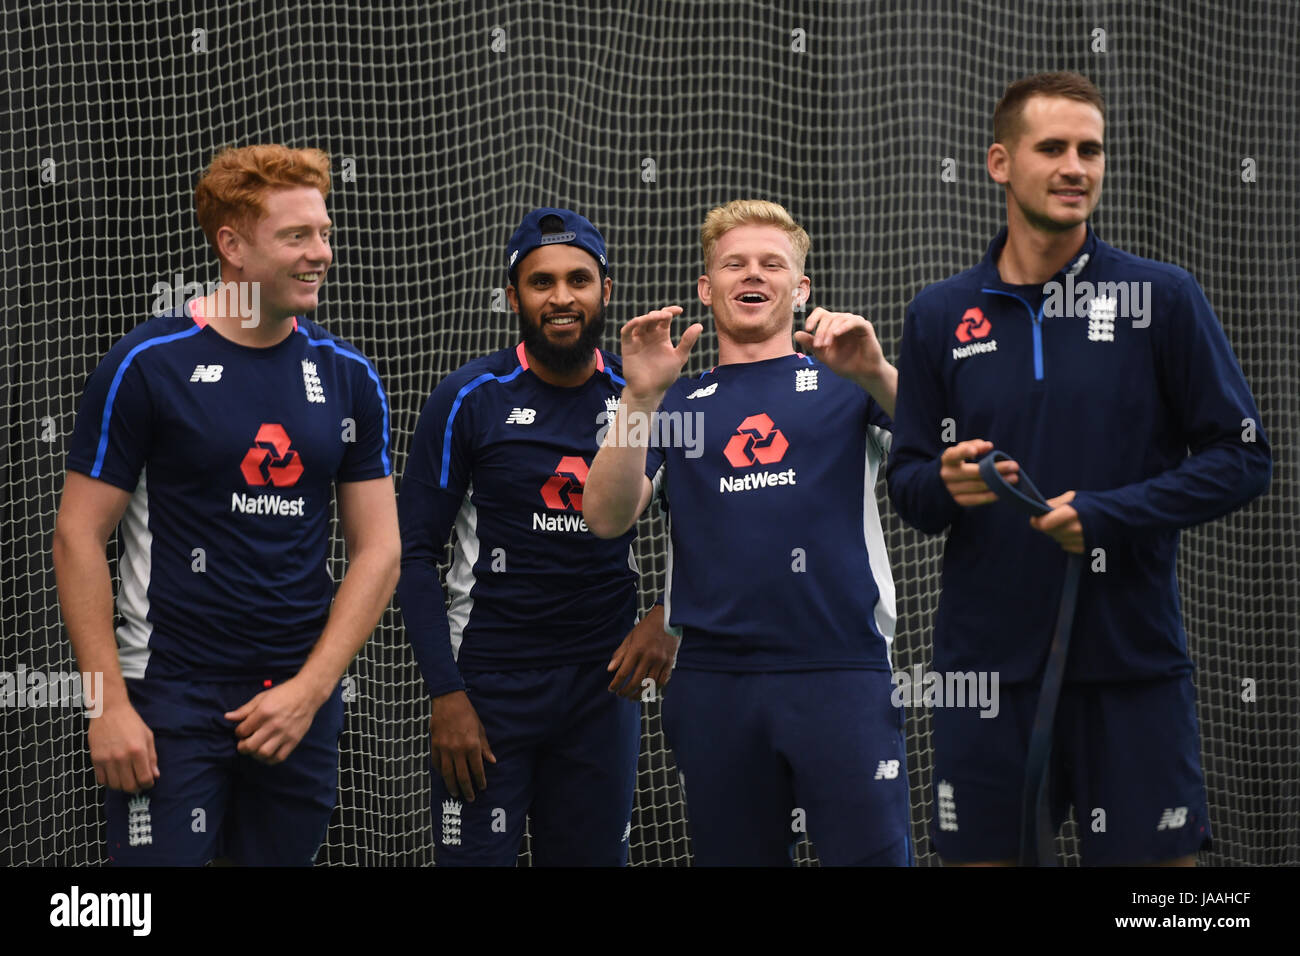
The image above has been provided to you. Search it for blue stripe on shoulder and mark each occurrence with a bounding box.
[602,366,626,387]
[296,326,393,474]
[440,365,526,488]
[92,325,203,477]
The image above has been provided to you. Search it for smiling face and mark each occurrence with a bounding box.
[698,224,810,346]
[219,186,332,321]
[508,243,612,375]
[988,94,1105,236]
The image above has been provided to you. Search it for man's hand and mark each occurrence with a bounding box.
[793,308,888,384]
[225,677,323,765]
[941,439,1020,507]
[607,604,677,702]
[619,306,703,403]
[429,690,496,802]
[89,702,159,792]
[1031,491,1084,554]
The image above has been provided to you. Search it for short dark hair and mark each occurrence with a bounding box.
[993,72,1105,146]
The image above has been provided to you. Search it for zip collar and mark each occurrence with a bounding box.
[976,223,1100,289]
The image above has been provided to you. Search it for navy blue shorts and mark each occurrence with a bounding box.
[930,674,1211,864]
[105,677,344,866]
[431,660,640,866]
[661,668,912,866]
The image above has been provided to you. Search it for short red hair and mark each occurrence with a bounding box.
[195,145,331,260]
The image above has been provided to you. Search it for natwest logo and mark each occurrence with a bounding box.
[535,456,591,533]
[723,413,789,468]
[540,456,588,511]
[955,307,992,343]
[240,424,303,487]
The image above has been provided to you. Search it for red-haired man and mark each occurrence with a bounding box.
[53,145,399,865]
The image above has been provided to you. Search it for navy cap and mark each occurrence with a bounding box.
[506,207,608,283]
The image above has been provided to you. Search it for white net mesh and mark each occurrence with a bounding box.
[3,0,1296,866]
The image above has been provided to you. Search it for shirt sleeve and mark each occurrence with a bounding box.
[338,351,393,482]
[886,301,963,533]
[65,339,155,491]
[395,376,477,698]
[1070,272,1271,549]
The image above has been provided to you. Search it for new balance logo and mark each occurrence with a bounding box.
[189,364,223,382]
[686,382,718,399]
[794,368,818,391]
[441,799,463,846]
[1157,807,1188,831]
[127,794,152,847]
[937,780,958,832]
[301,359,325,403]
[873,759,900,780]
[505,407,536,425]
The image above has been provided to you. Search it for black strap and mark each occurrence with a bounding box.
[978,451,1083,867]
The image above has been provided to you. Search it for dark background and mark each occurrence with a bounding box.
[2,0,1296,865]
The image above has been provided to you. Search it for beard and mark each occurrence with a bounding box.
[518,301,608,375]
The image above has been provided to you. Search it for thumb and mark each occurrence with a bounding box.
[224,695,259,722]
[607,643,626,672]
[1032,509,1064,532]
[675,323,704,362]
[793,330,814,351]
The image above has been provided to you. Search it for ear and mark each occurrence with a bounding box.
[602,275,612,306]
[215,225,245,271]
[697,273,712,307]
[987,142,1011,184]
[794,274,811,309]
[506,284,520,314]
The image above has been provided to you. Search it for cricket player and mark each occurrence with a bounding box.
[886,72,1271,865]
[583,199,911,866]
[53,144,400,865]
[397,208,674,866]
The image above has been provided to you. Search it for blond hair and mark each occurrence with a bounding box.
[700,199,810,272]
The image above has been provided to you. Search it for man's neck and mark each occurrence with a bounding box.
[525,346,597,388]
[197,285,296,348]
[716,332,795,366]
[996,221,1088,286]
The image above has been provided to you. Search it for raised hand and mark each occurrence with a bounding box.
[793,308,886,382]
[620,306,703,403]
